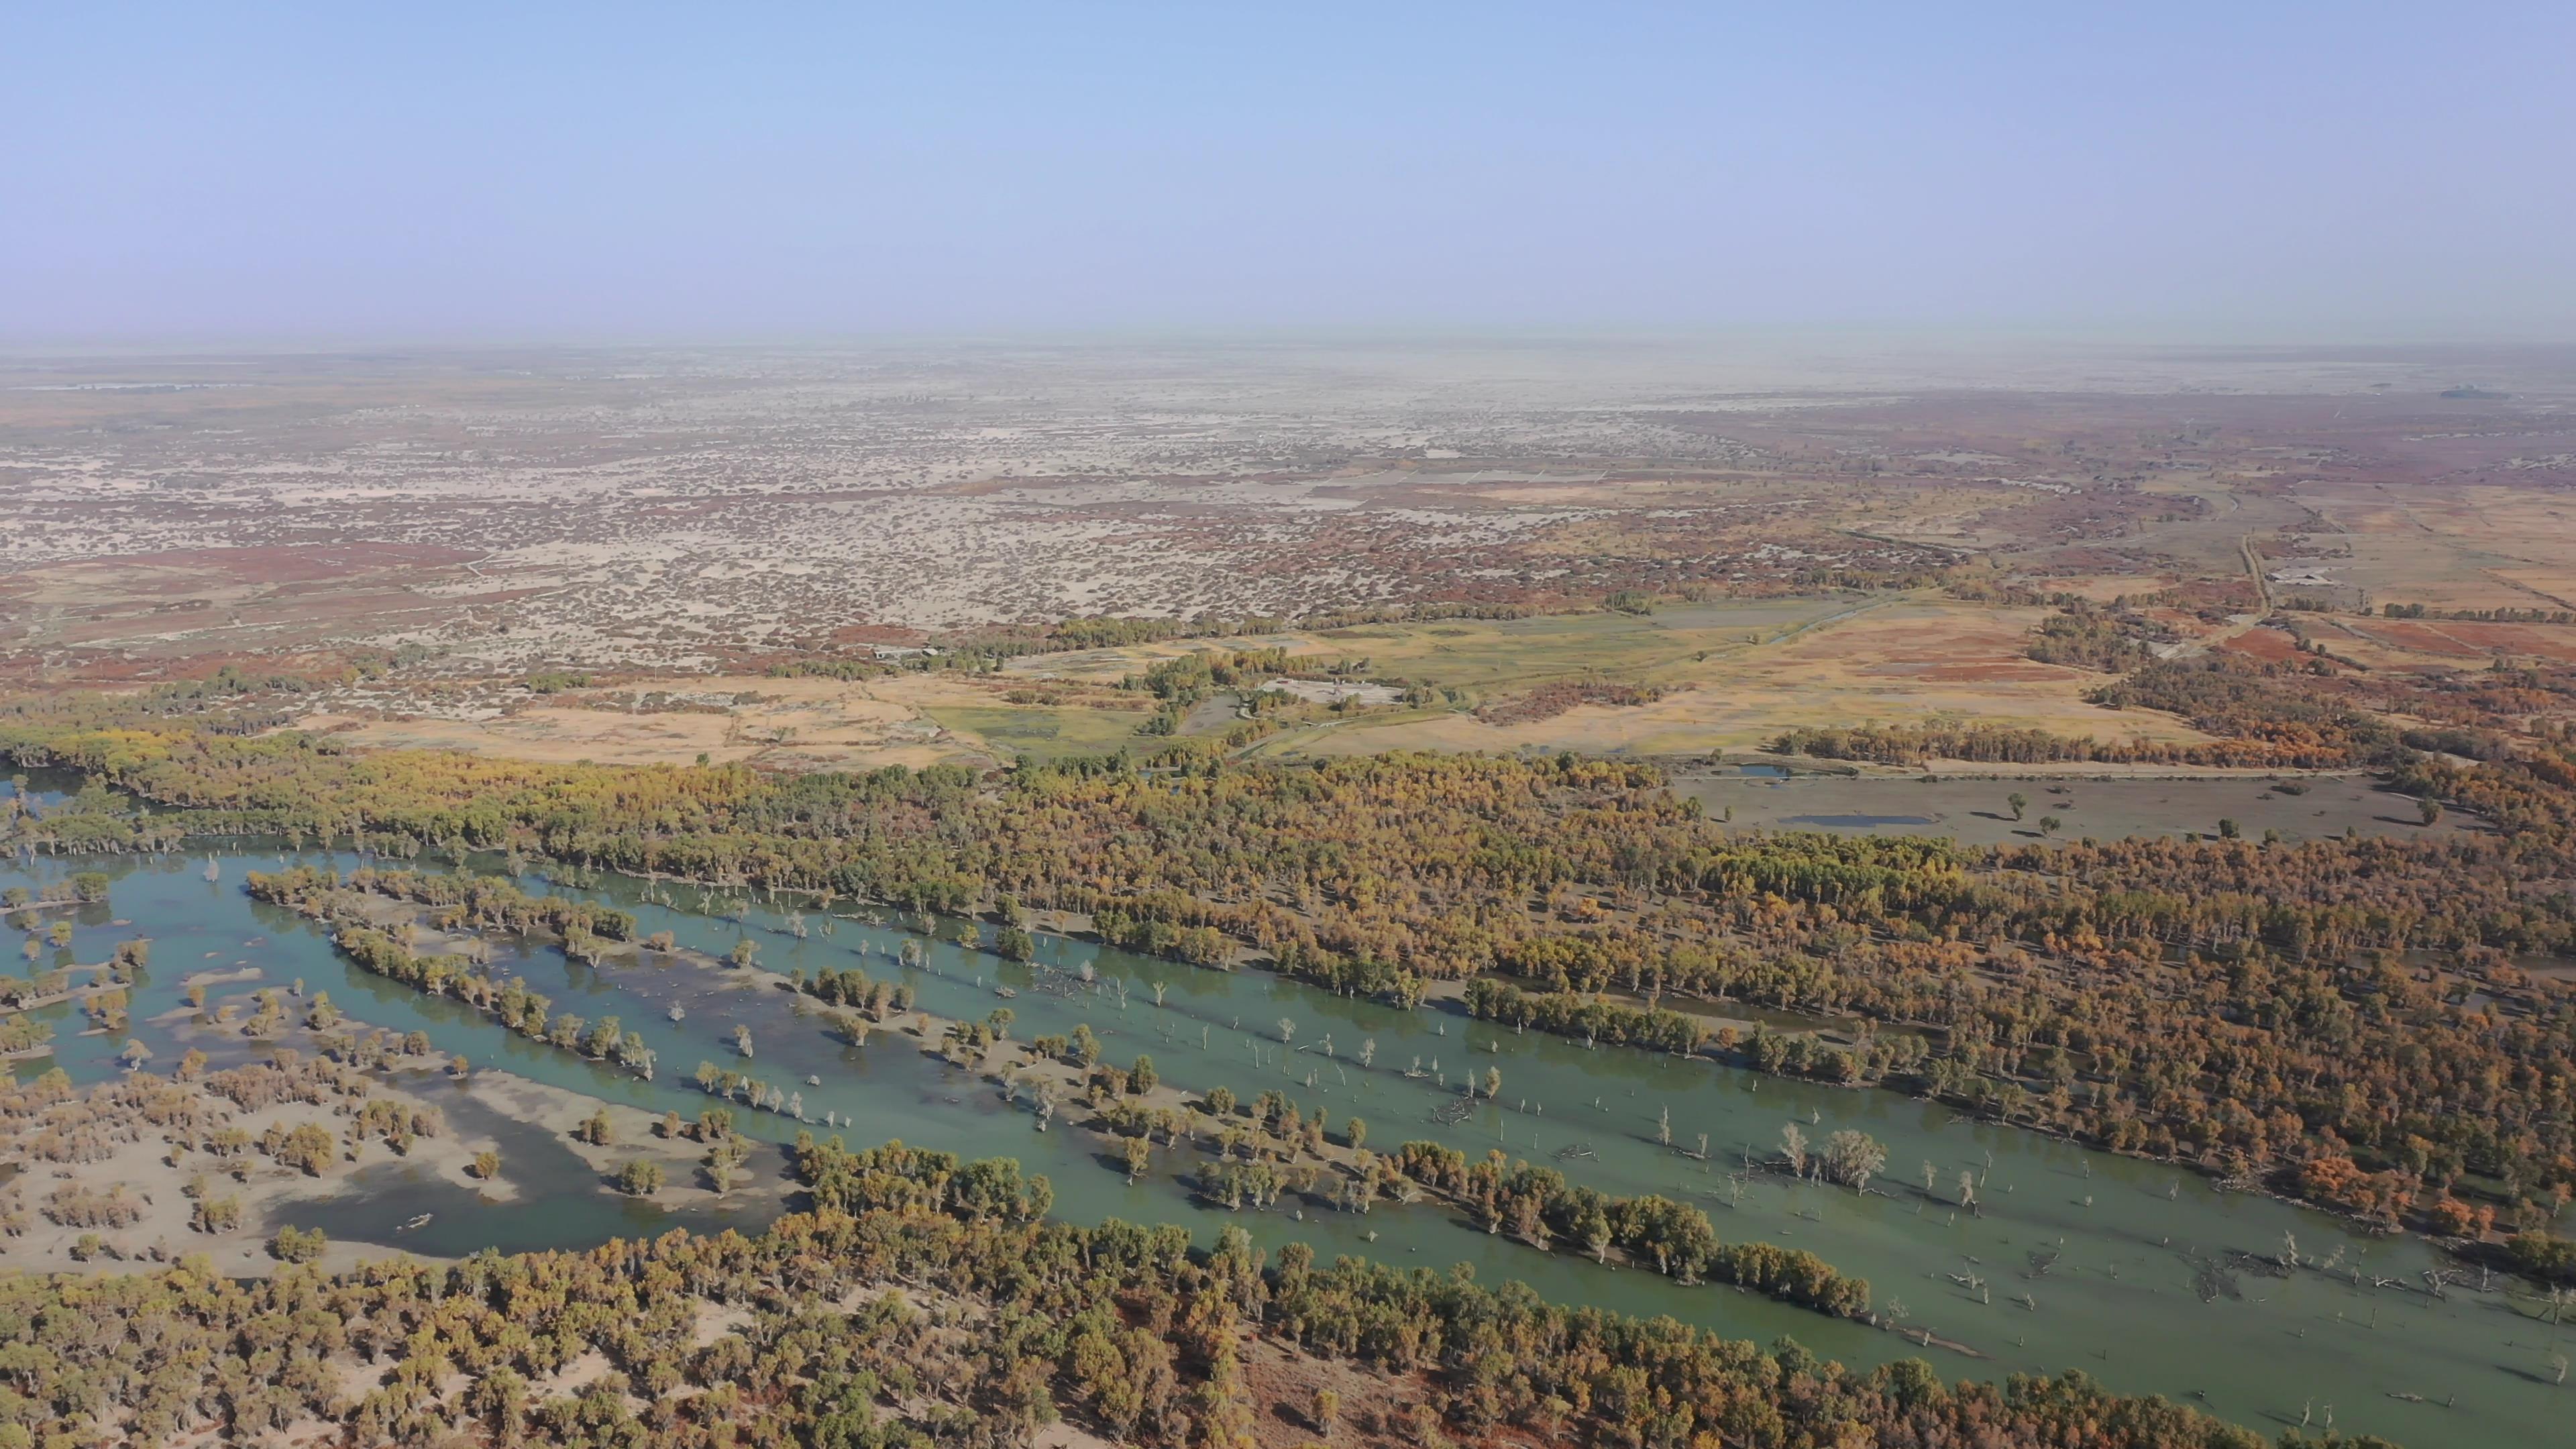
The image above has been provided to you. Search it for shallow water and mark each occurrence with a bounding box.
[7,837,2569,1447]
[1676,772,2487,849]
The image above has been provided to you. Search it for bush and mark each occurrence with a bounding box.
[2508,1230,2576,1284]
[270,1224,327,1263]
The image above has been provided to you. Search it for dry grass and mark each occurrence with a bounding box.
[294,594,2224,769]
[1242,597,2213,759]
[305,674,1022,769]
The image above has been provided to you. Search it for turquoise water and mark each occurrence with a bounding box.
[6,831,2569,1446]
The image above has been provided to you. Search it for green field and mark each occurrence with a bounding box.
[1304,598,1867,692]
[922,704,1147,762]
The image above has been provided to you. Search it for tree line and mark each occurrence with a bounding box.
[0,1148,2350,1449]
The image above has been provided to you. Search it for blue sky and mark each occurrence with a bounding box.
[7,3,2571,342]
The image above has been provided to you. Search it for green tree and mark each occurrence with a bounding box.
[269,1224,327,1263]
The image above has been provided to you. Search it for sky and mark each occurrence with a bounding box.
[7,3,2573,344]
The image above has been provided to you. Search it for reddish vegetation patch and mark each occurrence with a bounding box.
[2220,626,2306,664]
[1474,680,1664,724]
[2377,620,2576,663]
[2360,620,2485,655]
[36,542,482,588]
[0,645,382,689]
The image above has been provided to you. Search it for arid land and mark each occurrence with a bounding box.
[4,337,2574,782]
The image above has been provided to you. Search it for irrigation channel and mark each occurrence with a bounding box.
[7,830,2571,1447]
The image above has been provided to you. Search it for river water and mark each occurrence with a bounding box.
[6,832,2569,1448]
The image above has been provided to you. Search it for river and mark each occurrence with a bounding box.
[5,830,2568,1447]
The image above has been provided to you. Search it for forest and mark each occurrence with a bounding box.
[6,662,2576,1242]
[1,1138,2375,1449]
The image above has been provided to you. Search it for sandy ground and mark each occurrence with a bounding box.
[5,972,733,1279]
[3,1063,488,1277]
[302,672,1010,769]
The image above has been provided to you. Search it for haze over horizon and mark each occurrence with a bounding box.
[9,2,2575,345]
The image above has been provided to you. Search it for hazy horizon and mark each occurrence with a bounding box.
[10,3,2574,345]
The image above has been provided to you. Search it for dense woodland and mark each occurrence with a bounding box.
[8,620,2576,1449]
[0,1138,2381,1449]
[6,648,2576,1239]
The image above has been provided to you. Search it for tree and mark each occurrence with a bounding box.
[1781,1122,1807,1176]
[2007,792,2029,821]
[472,1150,501,1180]
[2420,798,2444,826]
[271,1123,336,1175]
[270,1224,327,1263]
[1130,1054,1158,1094]
[1122,1137,1152,1183]
[578,1108,614,1146]
[616,1159,665,1196]
[1822,1130,1887,1193]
